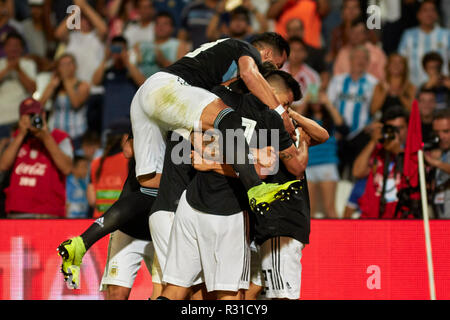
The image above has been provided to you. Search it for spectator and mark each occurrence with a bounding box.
[178,0,219,50]
[333,17,387,81]
[420,51,450,110]
[0,32,37,138]
[425,108,450,219]
[123,0,155,48]
[134,11,189,78]
[39,53,91,151]
[327,0,378,63]
[355,106,409,218]
[206,1,268,42]
[0,98,73,218]
[284,18,327,76]
[381,0,420,55]
[418,88,438,143]
[87,120,130,219]
[0,0,22,58]
[327,45,378,177]
[398,0,450,87]
[20,0,53,72]
[79,130,102,161]
[370,53,416,117]
[266,0,329,49]
[92,36,145,133]
[304,89,347,218]
[54,0,107,87]
[106,0,139,41]
[66,155,90,218]
[281,36,320,110]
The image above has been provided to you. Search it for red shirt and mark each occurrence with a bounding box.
[359,145,402,219]
[5,129,70,217]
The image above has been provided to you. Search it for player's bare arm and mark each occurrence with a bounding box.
[288,108,329,146]
[238,56,297,138]
[279,128,311,177]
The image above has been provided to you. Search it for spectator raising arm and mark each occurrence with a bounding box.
[74,0,108,39]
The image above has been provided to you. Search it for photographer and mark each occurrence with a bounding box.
[424,109,450,219]
[0,98,73,219]
[353,106,408,218]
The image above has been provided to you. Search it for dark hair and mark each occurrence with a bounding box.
[417,87,436,98]
[230,6,251,24]
[350,16,367,29]
[381,105,409,124]
[433,108,450,121]
[418,0,437,11]
[265,69,302,101]
[250,32,290,58]
[111,35,128,45]
[73,155,89,165]
[81,130,101,146]
[155,10,175,26]
[422,51,444,71]
[3,32,26,48]
[304,102,334,133]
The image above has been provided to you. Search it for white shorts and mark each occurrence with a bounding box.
[100,230,160,291]
[163,191,250,292]
[306,163,339,182]
[131,72,218,176]
[252,237,304,300]
[148,210,175,283]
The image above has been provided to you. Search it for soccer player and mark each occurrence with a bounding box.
[131,32,299,219]
[157,69,328,300]
[57,133,163,298]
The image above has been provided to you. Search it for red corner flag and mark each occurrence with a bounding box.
[403,100,423,188]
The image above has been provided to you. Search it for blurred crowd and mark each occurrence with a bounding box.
[0,0,449,219]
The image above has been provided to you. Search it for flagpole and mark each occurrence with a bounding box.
[418,149,436,300]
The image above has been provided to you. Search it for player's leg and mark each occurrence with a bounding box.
[99,231,150,300]
[106,285,131,300]
[245,241,264,300]
[141,74,300,213]
[160,192,203,299]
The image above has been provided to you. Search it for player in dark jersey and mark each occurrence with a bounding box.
[57,133,163,299]
[158,70,328,300]
[130,32,299,223]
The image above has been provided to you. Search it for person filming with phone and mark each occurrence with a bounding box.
[0,98,73,219]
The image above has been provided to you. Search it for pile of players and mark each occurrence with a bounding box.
[56,32,329,300]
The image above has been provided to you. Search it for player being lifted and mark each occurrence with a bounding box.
[128,32,299,215]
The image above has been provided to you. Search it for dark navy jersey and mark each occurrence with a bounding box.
[163,38,262,91]
[185,85,293,216]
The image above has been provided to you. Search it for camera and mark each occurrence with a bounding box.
[379,124,399,143]
[423,134,440,151]
[110,44,123,54]
[30,113,43,129]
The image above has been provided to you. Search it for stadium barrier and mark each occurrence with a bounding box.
[1,219,449,300]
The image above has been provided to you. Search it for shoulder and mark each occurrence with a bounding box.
[51,128,70,142]
[364,73,379,85]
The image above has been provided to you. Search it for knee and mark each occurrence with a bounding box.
[106,285,131,300]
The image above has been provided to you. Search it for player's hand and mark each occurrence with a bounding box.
[281,111,297,142]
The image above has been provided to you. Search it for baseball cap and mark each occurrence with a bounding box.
[19,98,42,116]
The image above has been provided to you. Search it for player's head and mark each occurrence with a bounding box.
[264,70,302,108]
[250,32,290,68]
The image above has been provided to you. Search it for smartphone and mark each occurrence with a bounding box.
[110,44,123,54]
